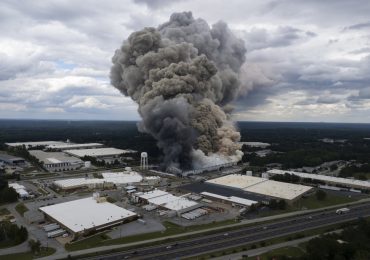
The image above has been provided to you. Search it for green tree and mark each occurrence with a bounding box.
[28,239,41,254]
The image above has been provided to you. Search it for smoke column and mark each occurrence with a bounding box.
[111,12,246,170]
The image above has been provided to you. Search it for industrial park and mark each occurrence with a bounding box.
[2,1,370,260]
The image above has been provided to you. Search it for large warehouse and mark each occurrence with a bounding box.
[133,189,201,215]
[46,143,104,151]
[29,150,84,172]
[206,174,313,203]
[65,148,135,164]
[6,141,66,149]
[267,169,370,191]
[39,195,137,237]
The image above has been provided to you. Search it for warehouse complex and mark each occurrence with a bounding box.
[39,195,137,237]
[206,174,313,202]
[133,189,201,215]
[5,141,66,148]
[46,143,104,151]
[65,147,135,164]
[29,150,84,172]
[267,169,370,191]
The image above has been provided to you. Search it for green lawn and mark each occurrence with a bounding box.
[15,203,29,217]
[246,246,304,260]
[65,219,237,251]
[0,247,56,260]
[0,207,11,216]
[297,193,356,209]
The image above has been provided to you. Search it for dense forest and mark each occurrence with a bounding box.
[1,120,370,172]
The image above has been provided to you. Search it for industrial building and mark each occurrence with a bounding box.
[239,142,271,148]
[101,171,143,185]
[267,169,370,191]
[200,192,258,207]
[5,141,66,149]
[39,194,137,237]
[53,178,113,191]
[8,183,30,198]
[29,150,84,172]
[65,148,135,164]
[46,143,104,151]
[206,174,313,203]
[0,153,26,166]
[133,189,201,216]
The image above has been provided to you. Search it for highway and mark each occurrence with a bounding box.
[81,202,370,260]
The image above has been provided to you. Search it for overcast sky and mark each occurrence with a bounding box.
[1,0,370,122]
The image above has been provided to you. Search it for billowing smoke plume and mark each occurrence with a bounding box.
[111,12,246,170]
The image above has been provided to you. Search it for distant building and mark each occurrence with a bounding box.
[5,141,66,149]
[8,183,30,198]
[0,153,26,166]
[29,150,83,172]
[46,143,104,151]
[65,148,136,164]
[240,142,271,148]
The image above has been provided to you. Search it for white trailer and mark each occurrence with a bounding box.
[336,208,350,214]
[47,229,66,238]
[43,223,60,232]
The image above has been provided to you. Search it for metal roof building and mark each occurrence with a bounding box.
[267,169,370,190]
[134,190,201,215]
[39,196,137,237]
[0,153,26,166]
[29,150,83,172]
[6,141,66,149]
[64,148,135,158]
[46,143,104,151]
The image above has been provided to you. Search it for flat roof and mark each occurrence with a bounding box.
[102,171,142,184]
[206,174,312,200]
[243,180,313,200]
[47,143,103,150]
[6,141,66,147]
[39,197,136,233]
[135,190,199,212]
[136,189,169,200]
[267,169,370,189]
[206,174,267,189]
[65,148,131,158]
[54,178,106,188]
[201,192,257,206]
[29,150,82,164]
[240,142,270,147]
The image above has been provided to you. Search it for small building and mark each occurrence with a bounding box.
[8,183,30,198]
[133,189,201,216]
[39,195,137,237]
[0,154,26,166]
[29,150,83,172]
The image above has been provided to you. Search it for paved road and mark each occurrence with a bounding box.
[80,202,370,260]
[212,230,343,260]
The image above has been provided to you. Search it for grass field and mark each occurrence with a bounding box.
[297,192,356,209]
[65,219,237,251]
[0,207,11,216]
[246,246,305,260]
[15,203,29,216]
[0,247,56,260]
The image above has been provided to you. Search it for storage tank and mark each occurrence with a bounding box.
[85,161,91,168]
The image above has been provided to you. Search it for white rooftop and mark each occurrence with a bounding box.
[135,190,199,212]
[243,179,313,200]
[6,141,66,148]
[54,178,106,189]
[136,189,169,200]
[201,192,257,206]
[240,142,270,147]
[207,174,312,200]
[102,171,142,184]
[206,174,266,189]
[65,148,130,158]
[39,197,136,233]
[47,143,103,150]
[267,169,370,189]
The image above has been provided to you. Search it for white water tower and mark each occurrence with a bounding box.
[140,152,148,170]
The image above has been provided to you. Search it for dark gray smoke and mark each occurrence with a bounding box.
[111,12,246,170]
